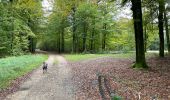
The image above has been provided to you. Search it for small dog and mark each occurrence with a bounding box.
[42,62,48,73]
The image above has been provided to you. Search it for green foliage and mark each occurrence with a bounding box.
[40,1,124,53]
[108,18,135,51]
[0,54,48,89]
[111,95,122,100]
[40,0,155,53]
[0,0,43,57]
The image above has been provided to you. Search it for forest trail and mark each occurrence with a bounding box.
[5,55,75,100]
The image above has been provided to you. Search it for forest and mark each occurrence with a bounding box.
[0,0,170,68]
[0,0,170,99]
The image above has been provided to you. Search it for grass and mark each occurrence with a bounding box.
[64,53,134,62]
[0,54,48,89]
[64,52,159,62]
[64,54,111,61]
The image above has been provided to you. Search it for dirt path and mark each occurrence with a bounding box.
[5,55,75,100]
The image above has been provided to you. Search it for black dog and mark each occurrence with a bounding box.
[42,62,48,73]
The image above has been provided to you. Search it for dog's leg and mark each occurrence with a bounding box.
[43,69,45,74]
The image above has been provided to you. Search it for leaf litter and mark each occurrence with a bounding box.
[69,56,170,100]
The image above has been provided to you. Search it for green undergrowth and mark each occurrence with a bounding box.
[0,54,48,89]
[111,95,122,100]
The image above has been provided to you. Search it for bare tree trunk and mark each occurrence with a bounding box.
[82,23,87,52]
[57,32,61,53]
[158,0,165,57]
[28,37,35,53]
[90,19,95,52]
[72,6,77,53]
[90,31,95,51]
[144,26,148,52]
[61,28,65,53]
[76,36,79,53]
[131,0,148,68]
[102,23,107,50]
[164,9,170,53]
[11,32,14,53]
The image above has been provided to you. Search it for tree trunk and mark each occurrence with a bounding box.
[144,26,148,52]
[61,28,65,53]
[158,0,165,57]
[28,37,35,53]
[131,0,148,68]
[90,31,95,51]
[82,23,87,52]
[57,32,61,53]
[102,23,107,50]
[90,19,95,52]
[72,6,77,53]
[11,32,14,53]
[164,9,170,53]
[76,37,79,53]
[31,38,34,52]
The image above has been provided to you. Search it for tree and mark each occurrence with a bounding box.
[158,0,165,57]
[164,3,170,53]
[75,3,98,52]
[122,0,148,68]
[0,0,43,57]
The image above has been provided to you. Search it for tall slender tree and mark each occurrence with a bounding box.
[71,6,77,53]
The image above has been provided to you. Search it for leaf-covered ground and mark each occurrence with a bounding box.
[69,56,170,100]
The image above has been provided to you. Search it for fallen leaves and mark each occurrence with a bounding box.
[70,56,170,100]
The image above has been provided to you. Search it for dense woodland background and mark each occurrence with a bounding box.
[0,0,170,68]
